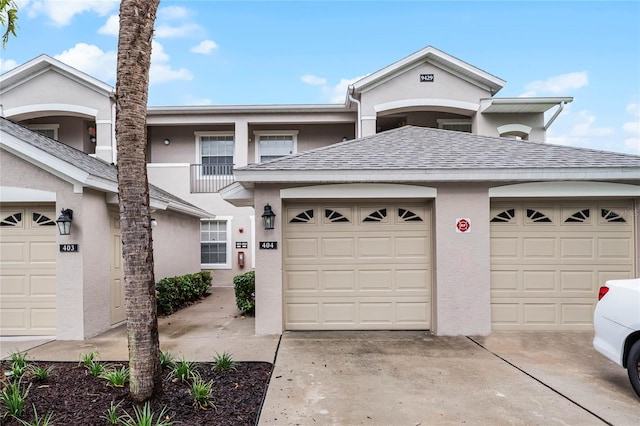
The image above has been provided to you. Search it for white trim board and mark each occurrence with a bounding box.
[281,183,437,199]
[489,181,640,197]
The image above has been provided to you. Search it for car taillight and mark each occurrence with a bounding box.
[598,286,609,301]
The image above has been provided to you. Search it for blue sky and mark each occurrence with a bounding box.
[1,0,639,154]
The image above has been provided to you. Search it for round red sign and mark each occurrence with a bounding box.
[456,218,470,233]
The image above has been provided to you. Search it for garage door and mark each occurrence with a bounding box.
[283,202,431,330]
[0,206,57,336]
[490,201,635,330]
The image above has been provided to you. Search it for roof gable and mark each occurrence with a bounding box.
[350,46,505,95]
[0,54,113,97]
[0,118,210,217]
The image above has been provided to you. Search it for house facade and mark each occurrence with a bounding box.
[1,46,638,337]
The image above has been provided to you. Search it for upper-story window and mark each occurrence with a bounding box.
[28,124,59,140]
[254,131,298,163]
[196,133,234,175]
[437,119,472,133]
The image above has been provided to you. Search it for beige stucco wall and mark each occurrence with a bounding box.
[359,62,490,118]
[78,189,111,338]
[2,70,114,162]
[476,113,546,142]
[432,184,492,335]
[151,209,201,280]
[254,184,284,335]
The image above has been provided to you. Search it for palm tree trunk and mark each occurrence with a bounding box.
[115,0,161,402]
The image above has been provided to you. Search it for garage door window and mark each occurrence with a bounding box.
[33,213,56,226]
[602,209,626,223]
[565,209,590,223]
[1,212,22,227]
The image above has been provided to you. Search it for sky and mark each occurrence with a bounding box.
[1,0,639,155]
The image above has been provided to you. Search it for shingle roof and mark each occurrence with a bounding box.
[239,125,640,171]
[0,117,205,213]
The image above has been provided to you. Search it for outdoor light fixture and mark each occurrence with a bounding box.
[163,138,170,145]
[56,208,73,236]
[262,204,276,230]
[150,218,158,227]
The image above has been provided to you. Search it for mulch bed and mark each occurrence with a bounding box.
[0,361,272,425]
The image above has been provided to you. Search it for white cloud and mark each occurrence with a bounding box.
[155,23,203,38]
[157,5,190,21]
[0,58,18,73]
[98,14,119,36]
[324,76,368,104]
[521,71,588,97]
[25,0,118,27]
[301,74,326,86]
[150,41,193,84]
[54,43,117,82]
[570,110,614,137]
[622,103,640,154]
[302,74,367,103]
[191,40,218,55]
[182,95,213,106]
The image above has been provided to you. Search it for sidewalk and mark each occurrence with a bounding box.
[0,287,279,363]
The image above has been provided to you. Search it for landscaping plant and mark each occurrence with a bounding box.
[87,361,109,377]
[190,373,214,410]
[118,402,173,426]
[169,357,197,383]
[233,270,255,315]
[100,401,124,425]
[0,379,30,418]
[212,351,237,372]
[159,350,176,370]
[15,404,54,426]
[29,364,54,381]
[102,366,130,387]
[9,351,29,379]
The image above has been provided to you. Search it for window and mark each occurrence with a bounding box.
[437,119,472,133]
[254,131,298,162]
[197,133,234,175]
[28,124,59,140]
[200,218,231,268]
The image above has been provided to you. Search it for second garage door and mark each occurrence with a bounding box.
[490,201,635,330]
[283,202,432,330]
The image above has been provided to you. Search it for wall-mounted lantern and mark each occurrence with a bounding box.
[262,204,276,230]
[163,138,170,145]
[56,208,73,236]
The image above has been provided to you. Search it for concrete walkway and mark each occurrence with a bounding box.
[259,331,640,425]
[0,287,279,363]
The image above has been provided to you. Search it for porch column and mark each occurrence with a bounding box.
[94,120,113,163]
[234,120,249,167]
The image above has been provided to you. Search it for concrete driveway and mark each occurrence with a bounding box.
[259,331,640,425]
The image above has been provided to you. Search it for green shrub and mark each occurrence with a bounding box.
[233,271,255,315]
[156,271,212,315]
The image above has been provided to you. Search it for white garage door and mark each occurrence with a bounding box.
[283,202,431,330]
[0,206,57,336]
[490,201,635,330]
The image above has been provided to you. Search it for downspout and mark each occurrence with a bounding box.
[347,86,361,139]
[110,92,117,164]
[544,101,566,131]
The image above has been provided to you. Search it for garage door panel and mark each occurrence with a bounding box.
[0,275,27,295]
[1,241,27,263]
[285,270,319,291]
[285,238,318,259]
[560,238,594,259]
[323,270,356,291]
[522,238,556,258]
[598,238,632,259]
[30,241,56,263]
[491,201,635,331]
[284,202,431,330]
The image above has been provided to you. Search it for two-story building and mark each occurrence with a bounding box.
[2,45,639,338]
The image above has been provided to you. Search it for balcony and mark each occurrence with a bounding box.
[190,164,236,193]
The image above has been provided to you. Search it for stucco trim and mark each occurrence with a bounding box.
[496,124,532,136]
[489,181,640,197]
[374,99,479,115]
[219,182,255,207]
[0,186,56,202]
[4,104,99,120]
[236,168,640,183]
[281,183,437,199]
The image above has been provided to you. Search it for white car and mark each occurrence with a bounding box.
[593,278,640,398]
